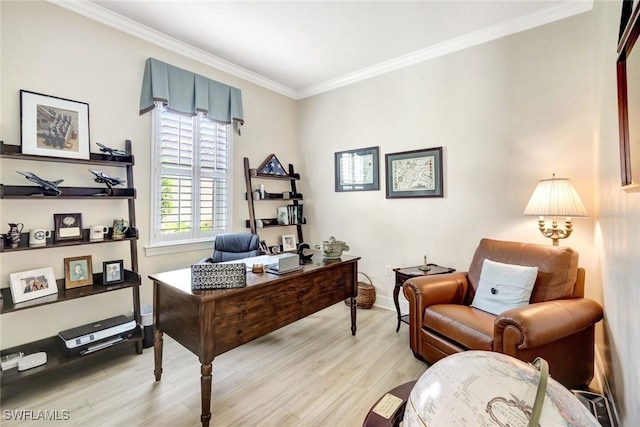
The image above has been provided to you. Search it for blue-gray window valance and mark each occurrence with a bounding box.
[139,57,244,134]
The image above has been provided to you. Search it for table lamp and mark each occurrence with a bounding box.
[523,174,588,246]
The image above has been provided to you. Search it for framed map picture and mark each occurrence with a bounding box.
[385,147,443,199]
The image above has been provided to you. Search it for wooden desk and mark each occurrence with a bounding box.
[149,254,360,427]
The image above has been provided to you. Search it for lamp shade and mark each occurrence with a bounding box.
[523,176,588,217]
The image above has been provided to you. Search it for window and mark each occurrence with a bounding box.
[150,104,232,246]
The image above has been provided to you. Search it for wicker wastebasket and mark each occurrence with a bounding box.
[344,272,376,309]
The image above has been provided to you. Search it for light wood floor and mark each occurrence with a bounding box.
[1,304,427,426]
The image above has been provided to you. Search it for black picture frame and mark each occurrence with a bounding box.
[102,260,124,285]
[385,147,443,199]
[334,146,379,192]
[53,213,83,241]
[20,90,90,160]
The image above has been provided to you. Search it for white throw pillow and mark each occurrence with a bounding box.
[470,259,538,316]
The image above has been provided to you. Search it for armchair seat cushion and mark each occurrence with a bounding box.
[423,305,494,351]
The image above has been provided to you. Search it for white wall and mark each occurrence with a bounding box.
[298,12,598,310]
[0,1,298,348]
[593,1,640,425]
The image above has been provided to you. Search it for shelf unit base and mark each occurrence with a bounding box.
[0,332,143,387]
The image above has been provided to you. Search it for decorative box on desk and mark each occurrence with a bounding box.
[393,264,455,332]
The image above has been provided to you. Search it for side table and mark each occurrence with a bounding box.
[393,264,455,332]
[362,380,417,427]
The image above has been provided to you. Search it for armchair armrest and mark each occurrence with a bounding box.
[402,272,468,354]
[402,272,469,307]
[494,298,603,351]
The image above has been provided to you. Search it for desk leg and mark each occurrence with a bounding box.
[393,283,402,333]
[351,296,357,336]
[200,362,213,427]
[153,330,163,381]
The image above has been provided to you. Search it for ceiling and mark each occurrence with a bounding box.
[53,0,592,99]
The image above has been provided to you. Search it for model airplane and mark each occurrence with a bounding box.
[16,171,63,195]
[89,169,126,195]
[96,142,129,158]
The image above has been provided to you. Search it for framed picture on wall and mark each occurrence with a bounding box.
[20,90,90,160]
[334,146,380,192]
[385,147,444,199]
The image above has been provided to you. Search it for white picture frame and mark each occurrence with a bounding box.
[9,267,58,303]
[282,234,297,252]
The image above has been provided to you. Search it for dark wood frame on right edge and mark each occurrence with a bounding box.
[385,147,443,198]
[617,0,640,191]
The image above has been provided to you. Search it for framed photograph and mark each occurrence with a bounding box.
[64,255,93,289]
[54,213,83,242]
[385,147,444,199]
[9,267,58,303]
[102,260,124,285]
[282,234,297,252]
[335,146,379,192]
[20,90,90,160]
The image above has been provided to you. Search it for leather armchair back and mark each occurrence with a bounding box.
[209,233,260,263]
[467,238,580,303]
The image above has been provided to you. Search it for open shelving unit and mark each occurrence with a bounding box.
[243,155,305,246]
[0,140,142,386]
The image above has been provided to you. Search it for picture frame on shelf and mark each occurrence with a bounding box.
[334,146,379,192]
[9,267,58,303]
[20,90,90,160]
[385,147,444,199]
[102,260,124,285]
[64,255,93,289]
[282,234,297,252]
[53,213,83,242]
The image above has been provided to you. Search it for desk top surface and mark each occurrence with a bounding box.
[149,252,360,299]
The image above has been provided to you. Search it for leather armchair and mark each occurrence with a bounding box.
[202,233,260,263]
[403,238,603,389]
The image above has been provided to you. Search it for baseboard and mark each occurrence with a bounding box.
[373,294,408,314]
[594,349,620,426]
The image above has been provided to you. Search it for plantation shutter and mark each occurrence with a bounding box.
[159,109,194,236]
[199,118,229,232]
[158,106,229,240]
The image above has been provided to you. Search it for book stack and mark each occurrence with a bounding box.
[277,205,304,225]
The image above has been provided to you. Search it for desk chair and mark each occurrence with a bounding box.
[203,233,260,263]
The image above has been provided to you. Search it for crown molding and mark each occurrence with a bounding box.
[47,0,298,99]
[48,0,592,101]
[297,0,594,99]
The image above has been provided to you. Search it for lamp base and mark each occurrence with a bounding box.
[538,217,573,246]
